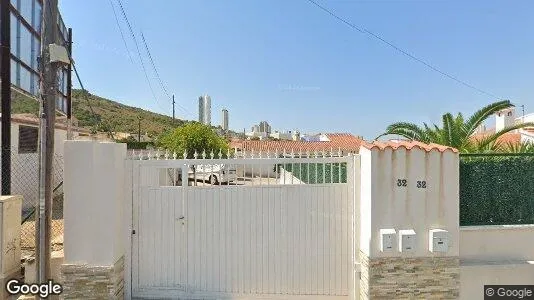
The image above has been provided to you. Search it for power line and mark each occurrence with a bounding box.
[139,32,193,117]
[140,31,169,97]
[108,0,135,64]
[114,0,168,112]
[306,0,501,100]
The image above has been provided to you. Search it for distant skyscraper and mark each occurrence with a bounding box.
[259,121,271,134]
[221,108,229,131]
[198,94,211,125]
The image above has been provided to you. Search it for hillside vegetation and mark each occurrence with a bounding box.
[12,89,240,139]
[12,89,189,137]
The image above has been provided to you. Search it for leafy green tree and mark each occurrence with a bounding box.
[158,122,230,158]
[377,100,534,152]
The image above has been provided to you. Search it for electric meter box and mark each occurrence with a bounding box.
[379,229,396,252]
[429,229,449,253]
[399,229,416,252]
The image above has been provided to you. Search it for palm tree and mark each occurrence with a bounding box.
[377,100,534,152]
[499,141,534,153]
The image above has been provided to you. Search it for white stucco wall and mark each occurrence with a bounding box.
[460,225,534,261]
[64,141,126,266]
[460,264,534,300]
[359,146,459,258]
[520,130,534,143]
[0,122,70,156]
[459,225,534,300]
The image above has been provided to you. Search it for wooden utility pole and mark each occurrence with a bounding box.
[37,0,59,284]
[138,116,142,142]
[66,28,73,139]
[172,95,175,121]
[1,0,12,195]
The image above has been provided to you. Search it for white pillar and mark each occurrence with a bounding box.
[62,141,126,298]
[358,144,460,299]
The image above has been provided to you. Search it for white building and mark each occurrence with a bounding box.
[472,107,534,145]
[198,94,211,125]
[270,130,301,141]
[0,114,92,212]
[221,108,229,131]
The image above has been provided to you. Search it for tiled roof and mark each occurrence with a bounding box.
[234,133,363,153]
[471,132,522,145]
[361,140,459,153]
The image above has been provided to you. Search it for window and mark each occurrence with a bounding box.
[18,125,38,153]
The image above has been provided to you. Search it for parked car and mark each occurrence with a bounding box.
[189,164,237,185]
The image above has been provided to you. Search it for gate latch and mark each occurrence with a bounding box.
[177,216,186,225]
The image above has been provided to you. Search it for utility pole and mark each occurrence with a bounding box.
[66,28,73,139]
[37,0,59,284]
[521,105,525,123]
[138,116,142,142]
[172,95,175,121]
[1,0,12,195]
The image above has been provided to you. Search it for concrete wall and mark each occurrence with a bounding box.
[460,225,534,261]
[278,167,304,184]
[459,225,534,300]
[0,196,22,300]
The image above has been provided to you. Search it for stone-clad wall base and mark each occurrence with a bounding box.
[360,251,459,300]
[60,256,124,300]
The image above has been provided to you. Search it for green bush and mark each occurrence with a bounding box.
[460,156,534,225]
[157,122,229,158]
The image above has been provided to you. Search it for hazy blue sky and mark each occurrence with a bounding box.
[59,0,534,139]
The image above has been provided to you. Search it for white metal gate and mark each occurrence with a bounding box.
[130,154,357,299]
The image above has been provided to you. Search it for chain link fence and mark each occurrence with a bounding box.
[1,148,65,259]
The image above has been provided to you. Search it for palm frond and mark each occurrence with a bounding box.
[475,122,534,150]
[442,113,455,146]
[464,100,513,137]
[377,122,429,142]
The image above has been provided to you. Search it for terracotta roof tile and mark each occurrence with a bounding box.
[471,132,522,145]
[361,140,458,153]
[235,133,363,153]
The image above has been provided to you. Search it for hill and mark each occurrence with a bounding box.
[70,89,189,137]
[12,89,190,138]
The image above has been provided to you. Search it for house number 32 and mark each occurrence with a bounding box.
[396,179,427,188]
[396,179,407,187]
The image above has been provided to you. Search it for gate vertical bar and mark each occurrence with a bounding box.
[181,163,189,291]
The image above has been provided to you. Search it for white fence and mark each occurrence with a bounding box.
[130,154,359,299]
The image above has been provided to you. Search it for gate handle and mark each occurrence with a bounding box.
[177,216,185,220]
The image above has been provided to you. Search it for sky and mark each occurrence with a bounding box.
[59,0,534,140]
